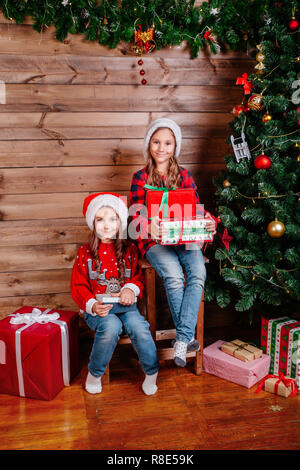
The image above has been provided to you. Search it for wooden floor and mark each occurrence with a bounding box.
[1,330,300,451]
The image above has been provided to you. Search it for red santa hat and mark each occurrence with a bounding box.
[83,192,128,238]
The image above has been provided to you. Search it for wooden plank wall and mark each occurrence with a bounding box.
[0,11,254,320]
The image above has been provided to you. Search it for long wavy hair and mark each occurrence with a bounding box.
[145,127,181,188]
[89,215,129,284]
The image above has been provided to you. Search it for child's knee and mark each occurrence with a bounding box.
[124,314,150,339]
[95,315,122,340]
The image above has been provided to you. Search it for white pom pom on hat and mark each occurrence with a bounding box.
[83,192,128,238]
[143,118,182,160]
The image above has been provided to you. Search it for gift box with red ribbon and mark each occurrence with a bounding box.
[261,316,300,390]
[0,306,80,401]
[255,372,298,398]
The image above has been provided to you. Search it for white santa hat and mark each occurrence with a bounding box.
[83,192,128,238]
[143,118,182,160]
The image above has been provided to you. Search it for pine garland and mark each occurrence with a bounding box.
[0,0,276,57]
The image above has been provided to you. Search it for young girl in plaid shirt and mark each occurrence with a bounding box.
[129,118,216,367]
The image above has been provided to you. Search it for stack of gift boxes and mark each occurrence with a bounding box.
[146,186,214,245]
[203,315,300,397]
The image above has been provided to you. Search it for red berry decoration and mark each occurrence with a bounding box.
[140,69,145,75]
[288,17,299,31]
[141,78,147,85]
[138,59,143,66]
[254,153,272,170]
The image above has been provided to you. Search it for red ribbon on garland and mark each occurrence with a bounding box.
[204,29,214,42]
[255,372,297,397]
[236,73,253,95]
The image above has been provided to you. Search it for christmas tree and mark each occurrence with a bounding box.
[205,1,300,320]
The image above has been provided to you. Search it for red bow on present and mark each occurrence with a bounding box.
[134,24,155,53]
[255,372,298,397]
[236,73,253,95]
[204,29,214,43]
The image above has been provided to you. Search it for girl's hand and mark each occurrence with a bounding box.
[204,214,217,235]
[112,289,135,306]
[148,216,162,240]
[92,300,113,317]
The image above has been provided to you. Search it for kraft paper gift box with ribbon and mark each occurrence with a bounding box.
[203,340,270,388]
[261,316,300,390]
[221,339,262,362]
[0,306,80,400]
[255,372,298,398]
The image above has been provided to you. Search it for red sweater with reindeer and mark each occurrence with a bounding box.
[71,241,144,315]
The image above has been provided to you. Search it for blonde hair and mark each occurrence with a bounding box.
[145,127,181,188]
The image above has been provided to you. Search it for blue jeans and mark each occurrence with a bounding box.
[84,303,158,378]
[146,244,206,344]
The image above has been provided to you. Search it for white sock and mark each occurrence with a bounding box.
[142,372,158,396]
[174,340,187,367]
[85,371,102,394]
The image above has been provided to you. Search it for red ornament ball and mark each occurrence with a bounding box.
[138,59,143,66]
[140,69,145,76]
[141,78,147,85]
[254,153,272,169]
[288,17,299,31]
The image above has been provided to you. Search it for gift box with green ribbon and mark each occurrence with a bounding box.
[145,185,197,220]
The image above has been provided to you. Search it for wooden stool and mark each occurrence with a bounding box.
[103,257,204,383]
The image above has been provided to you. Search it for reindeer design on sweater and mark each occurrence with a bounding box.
[87,257,132,294]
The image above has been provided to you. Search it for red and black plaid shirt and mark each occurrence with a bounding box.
[129,166,213,257]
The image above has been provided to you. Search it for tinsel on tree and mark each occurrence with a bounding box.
[205,1,300,319]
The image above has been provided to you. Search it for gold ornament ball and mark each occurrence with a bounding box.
[297,155,300,162]
[222,179,231,188]
[262,113,272,122]
[267,219,286,238]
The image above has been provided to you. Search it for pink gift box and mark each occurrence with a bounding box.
[203,340,271,388]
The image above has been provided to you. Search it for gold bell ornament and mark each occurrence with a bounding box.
[248,94,263,111]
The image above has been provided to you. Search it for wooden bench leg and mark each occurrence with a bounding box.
[194,291,204,375]
[144,265,156,341]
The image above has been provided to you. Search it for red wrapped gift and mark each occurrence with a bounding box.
[145,185,197,220]
[0,306,80,401]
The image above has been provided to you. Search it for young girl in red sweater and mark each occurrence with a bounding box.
[71,192,158,395]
